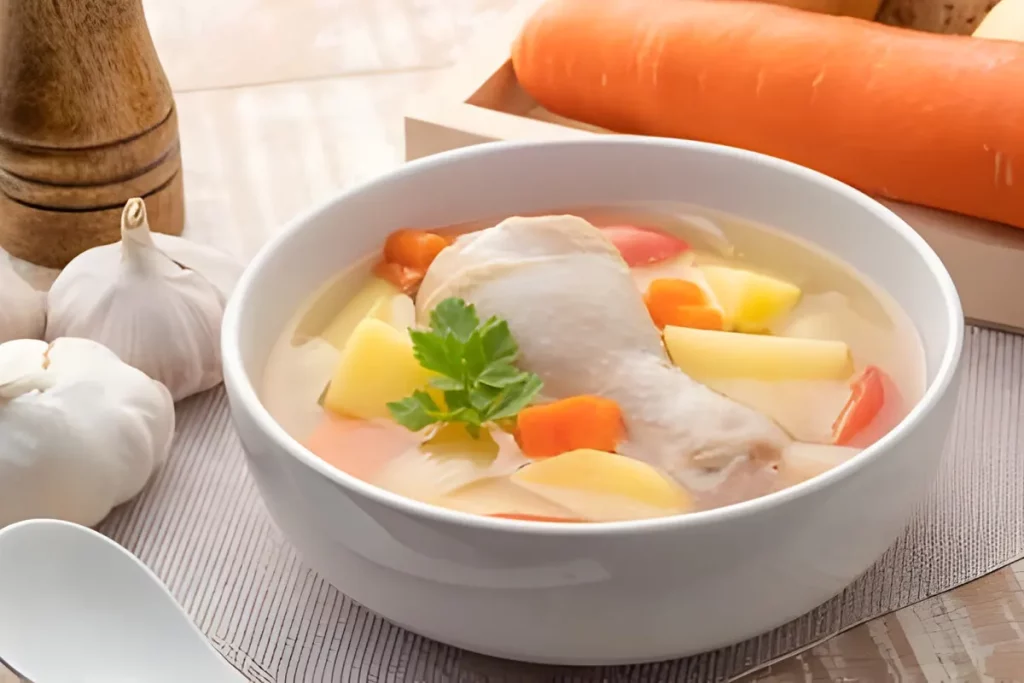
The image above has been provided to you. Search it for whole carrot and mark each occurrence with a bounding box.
[512,0,1024,229]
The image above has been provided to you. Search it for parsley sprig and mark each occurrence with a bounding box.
[386,298,543,438]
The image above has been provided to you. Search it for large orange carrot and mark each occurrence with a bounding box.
[512,0,1024,229]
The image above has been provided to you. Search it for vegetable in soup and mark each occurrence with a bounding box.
[261,206,925,523]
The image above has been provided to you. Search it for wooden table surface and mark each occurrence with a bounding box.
[3,0,1024,681]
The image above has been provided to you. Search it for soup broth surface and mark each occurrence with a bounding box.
[262,204,925,522]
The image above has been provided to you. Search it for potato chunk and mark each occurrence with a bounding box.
[323,318,434,420]
[664,326,854,381]
[321,278,400,350]
[512,449,693,521]
[700,265,801,333]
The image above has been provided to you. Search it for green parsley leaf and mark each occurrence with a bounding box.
[386,391,441,432]
[480,318,517,363]
[476,361,526,388]
[385,297,543,438]
[428,376,463,392]
[442,389,472,412]
[462,333,489,379]
[469,384,500,411]
[486,374,544,421]
[430,297,479,342]
[410,329,460,377]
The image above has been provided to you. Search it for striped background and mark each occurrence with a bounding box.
[89,328,1024,682]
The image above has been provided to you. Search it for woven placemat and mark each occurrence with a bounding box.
[99,325,1024,683]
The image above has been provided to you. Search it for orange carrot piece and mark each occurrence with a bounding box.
[832,366,886,446]
[489,513,586,523]
[383,229,450,270]
[644,278,718,329]
[516,395,625,459]
[646,278,707,306]
[666,305,724,330]
[372,260,425,295]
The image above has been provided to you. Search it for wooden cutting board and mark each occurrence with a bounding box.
[973,0,1024,38]
[877,0,1000,34]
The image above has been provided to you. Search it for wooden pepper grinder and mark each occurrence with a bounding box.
[0,0,184,269]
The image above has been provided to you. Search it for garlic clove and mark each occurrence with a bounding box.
[1,246,60,292]
[45,198,229,402]
[0,258,46,343]
[0,339,49,395]
[151,233,242,298]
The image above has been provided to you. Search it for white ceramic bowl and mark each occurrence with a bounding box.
[222,137,964,666]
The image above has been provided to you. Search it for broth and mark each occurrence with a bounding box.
[262,205,925,522]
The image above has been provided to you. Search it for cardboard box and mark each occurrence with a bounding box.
[404,1,1024,332]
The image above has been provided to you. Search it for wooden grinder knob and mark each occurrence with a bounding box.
[0,0,184,269]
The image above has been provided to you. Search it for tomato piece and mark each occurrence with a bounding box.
[599,225,689,267]
[489,513,586,523]
[832,366,886,446]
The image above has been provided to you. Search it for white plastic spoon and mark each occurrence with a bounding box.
[0,519,248,683]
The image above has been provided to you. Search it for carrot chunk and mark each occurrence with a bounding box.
[516,395,625,459]
[372,260,425,295]
[644,278,723,330]
[383,229,450,270]
[832,366,886,446]
[665,305,724,330]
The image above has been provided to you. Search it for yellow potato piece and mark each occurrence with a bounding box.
[321,278,400,350]
[700,265,801,333]
[512,449,692,521]
[323,317,435,420]
[664,326,854,381]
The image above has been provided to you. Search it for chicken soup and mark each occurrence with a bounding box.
[261,206,925,523]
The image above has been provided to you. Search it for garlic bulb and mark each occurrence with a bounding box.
[0,337,175,529]
[45,198,242,401]
[1,246,60,292]
[0,257,46,343]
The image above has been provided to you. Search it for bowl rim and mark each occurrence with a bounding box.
[222,135,964,537]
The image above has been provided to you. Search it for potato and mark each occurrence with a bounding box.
[321,278,400,350]
[704,377,851,443]
[699,265,801,333]
[323,317,435,420]
[664,326,854,381]
[512,449,693,521]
